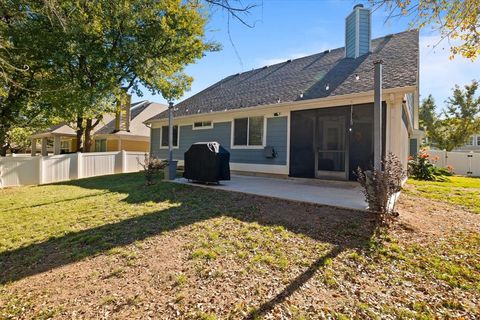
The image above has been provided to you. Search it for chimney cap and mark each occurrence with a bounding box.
[353,4,364,9]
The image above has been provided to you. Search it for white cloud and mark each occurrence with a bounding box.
[419,35,480,107]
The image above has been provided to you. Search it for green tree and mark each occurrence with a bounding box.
[424,81,480,151]
[371,0,480,60]
[1,0,222,154]
[419,94,436,131]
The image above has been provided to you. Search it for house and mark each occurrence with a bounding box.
[30,100,167,155]
[145,5,421,181]
[452,134,480,153]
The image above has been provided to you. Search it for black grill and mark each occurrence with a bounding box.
[183,142,230,183]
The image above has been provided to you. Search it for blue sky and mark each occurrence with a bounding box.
[133,0,480,109]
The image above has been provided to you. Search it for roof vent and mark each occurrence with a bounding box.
[286,59,292,63]
[345,4,371,58]
[262,65,268,69]
[323,49,330,54]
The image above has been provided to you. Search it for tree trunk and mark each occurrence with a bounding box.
[76,116,84,152]
[84,118,93,153]
[0,145,8,157]
[84,117,102,153]
[0,123,10,156]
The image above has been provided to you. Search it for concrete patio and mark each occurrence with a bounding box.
[173,175,368,211]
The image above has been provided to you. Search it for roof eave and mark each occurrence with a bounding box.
[145,85,417,124]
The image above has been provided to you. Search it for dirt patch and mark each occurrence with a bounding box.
[1,189,479,319]
[396,192,480,238]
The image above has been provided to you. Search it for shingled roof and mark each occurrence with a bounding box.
[96,101,151,135]
[149,30,418,121]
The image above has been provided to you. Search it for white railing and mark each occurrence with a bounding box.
[0,151,147,188]
[428,150,480,177]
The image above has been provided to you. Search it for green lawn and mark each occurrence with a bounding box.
[1,173,479,319]
[406,176,480,214]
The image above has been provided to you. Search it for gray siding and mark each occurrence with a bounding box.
[345,8,370,58]
[345,13,356,58]
[151,117,288,166]
[358,9,371,55]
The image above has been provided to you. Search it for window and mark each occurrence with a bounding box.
[161,125,179,148]
[233,116,264,147]
[465,136,474,146]
[193,121,213,130]
[60,141,70,153]
[95,139,107,152]
[477,136,480,146]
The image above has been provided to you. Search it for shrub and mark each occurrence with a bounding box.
[139,154,167,185]
[408,149,453,181]
[356,153,406,227]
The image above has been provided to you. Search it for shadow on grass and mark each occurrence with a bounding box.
[0,172,376,315]
[246,246,344,320]
[0,191,113,213]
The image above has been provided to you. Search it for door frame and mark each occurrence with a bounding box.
[314,109,349,180]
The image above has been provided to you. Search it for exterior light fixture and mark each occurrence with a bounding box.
[355,74,360,81]
[325,83,330,91]
[299,92,304,99]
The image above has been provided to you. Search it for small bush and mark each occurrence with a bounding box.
[139,154,167,185]
[357,153,406,227]
[408,149,453,181]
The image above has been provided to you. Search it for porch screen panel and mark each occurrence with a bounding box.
[348,104,374,180]
[289,109,316,178]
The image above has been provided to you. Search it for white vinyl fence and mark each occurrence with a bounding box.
[428,150,480,177]
[0,151,146,188]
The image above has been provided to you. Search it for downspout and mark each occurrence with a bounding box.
[373,60,383,170]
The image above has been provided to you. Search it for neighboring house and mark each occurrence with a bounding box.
[30,100,167,155]
[146,5,421,181]
[453,134,480,153]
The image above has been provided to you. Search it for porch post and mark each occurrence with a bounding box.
[373,60,383,170]
[41,137,48,156]
[168,101,173,163]
[165,101,177,180]
[30,138,37,156]
[53,135,61,155]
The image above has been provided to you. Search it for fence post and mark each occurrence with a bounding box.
[121,150,127,173]
[467,151,473,176]
[77,152,83,180]
[38,156,44,185]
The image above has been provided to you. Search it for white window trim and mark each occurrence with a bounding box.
[230,116,267,149]
[192,121,213,130]
[159,125,180,149]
